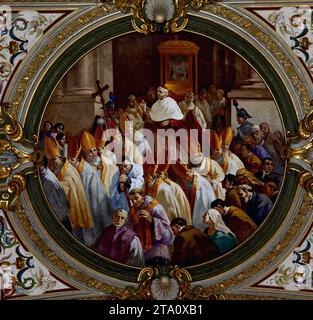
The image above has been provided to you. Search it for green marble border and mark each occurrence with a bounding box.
[24,15,299,283]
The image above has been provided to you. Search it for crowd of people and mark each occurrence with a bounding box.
[39,84,285,267]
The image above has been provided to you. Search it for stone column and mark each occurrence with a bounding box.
[64,51,96,96]
[53,78,65,97]
[212,43,225,88]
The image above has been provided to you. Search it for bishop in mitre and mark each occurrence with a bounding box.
[80,130,118,195]
[44,136,94,242]
[67,137,112,247]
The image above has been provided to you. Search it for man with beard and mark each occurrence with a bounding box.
[68,138,111,247]
[250,125,271,160]
[194,88,212,128]
[80,131,118,194]
[259,122,284,176]
[179,91,207,129]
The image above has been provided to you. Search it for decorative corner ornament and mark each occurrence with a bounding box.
[99,0,222,34]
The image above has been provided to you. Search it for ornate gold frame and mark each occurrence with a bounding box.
[1,0,312,300]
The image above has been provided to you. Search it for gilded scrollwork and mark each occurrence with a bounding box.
[0,103,23,143]
[84,265,222,300]
[98,0,220,34]
[0,104,35,210]
[298,101,313,140]
[10,6,115,118]
[1,174,27,211]
[109,267,157,299]
[299,171,313,200]
[281,101,313,179]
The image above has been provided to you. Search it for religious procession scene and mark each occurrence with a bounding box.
[39,83,285,268]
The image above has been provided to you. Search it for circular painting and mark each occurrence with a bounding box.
[38,31,286,269]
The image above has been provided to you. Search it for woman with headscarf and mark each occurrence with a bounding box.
[202,208,238,255]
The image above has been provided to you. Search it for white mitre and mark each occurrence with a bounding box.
[149,96,184,122]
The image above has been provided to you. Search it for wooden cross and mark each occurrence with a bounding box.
[91,80,111,128]
[91,80,109,109]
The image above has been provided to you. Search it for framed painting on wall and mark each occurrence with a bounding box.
[158,39,199,100]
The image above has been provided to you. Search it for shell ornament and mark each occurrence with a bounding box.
[144,0,175,24]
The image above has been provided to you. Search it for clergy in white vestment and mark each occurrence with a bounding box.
[189,171,217,231]
[194,89,212,128]
[81,130,118,195]
[191,152,226,200]
[70,157,112,247]
[111,129,145,165]
[171,163,216,232]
